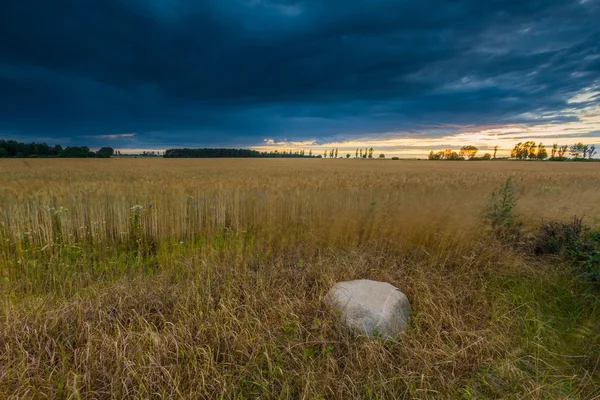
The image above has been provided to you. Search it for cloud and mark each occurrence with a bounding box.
[568,88,600,104]
[262,138,317,146]
[0,0,598,152]
[84,133,137,140]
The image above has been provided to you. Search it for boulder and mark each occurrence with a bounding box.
[325,279,411,339]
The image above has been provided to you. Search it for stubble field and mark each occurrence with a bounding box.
[0,158,599,399]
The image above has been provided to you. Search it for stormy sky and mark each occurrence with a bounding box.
[1,0,599,155]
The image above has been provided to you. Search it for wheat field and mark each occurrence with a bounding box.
[0,158,599,399]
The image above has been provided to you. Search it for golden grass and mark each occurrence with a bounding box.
[0,158,599,399]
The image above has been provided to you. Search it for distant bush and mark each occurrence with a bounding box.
[164,148,316,158]
[59,146,98,158]
[391,157,400,160]
[0,139,114,158]
[96,147,115,158]
[470,153,492,161]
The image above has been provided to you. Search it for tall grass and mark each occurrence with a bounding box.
[0,159,599,398]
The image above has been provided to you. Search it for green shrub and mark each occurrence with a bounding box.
[579,231,600,281]
[532,216,600,281]
[533,216,586,256]
[485,177,521,240]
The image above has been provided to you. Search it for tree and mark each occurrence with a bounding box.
[0,148,8,158]
[509,142,537,160]
[510,143,519,159]
[60,146,95,158]
[523,141,537,160]
[493,145,498,159]
[329,149,334,158]
[379,154,385,159]
[368,147,374,159]
[536,143,547,160]
[570,142,586,159]
[355,148,358,158]
[359,149,363,158]
[309,149,312,157]
[323,150,327,158]
[459,145,478,160]
[511,142,528,160]
[346,153,350,158]
[558,145,568,160]
[0,139,66,157]
[335,148,338,158]
[431,149,462,160]
[551,143,558,159]
[96,147,115,158]
[589,145,596,160]
[536,143,548,160]
[482,153,492,160]
[164,148,316,158]
[446,151,462,160]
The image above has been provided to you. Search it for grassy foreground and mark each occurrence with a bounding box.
[0,159,599,399]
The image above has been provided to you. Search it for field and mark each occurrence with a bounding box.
[0,158,599,399]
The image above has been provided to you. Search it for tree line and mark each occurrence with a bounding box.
[163,148,317,158]
[166,147,389,159]
[322,147,385,158]
[510,142,596,160]
[0,140,115,158]
[429,145,493,160]
[429,142,597,161]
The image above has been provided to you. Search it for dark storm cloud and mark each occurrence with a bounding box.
[0,0,599,148]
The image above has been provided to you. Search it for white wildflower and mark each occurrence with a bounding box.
[47,206,67,215]
[130,205,144,213]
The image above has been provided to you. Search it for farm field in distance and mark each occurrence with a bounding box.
[0,158,599,399]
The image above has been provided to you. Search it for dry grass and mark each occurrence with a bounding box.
[0,158,599,399]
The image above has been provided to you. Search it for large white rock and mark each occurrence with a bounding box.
[325,279,411,339]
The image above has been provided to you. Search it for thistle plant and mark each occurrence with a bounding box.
[47,206,67,244]
[485,177,521,240]
[129,204,144,243]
